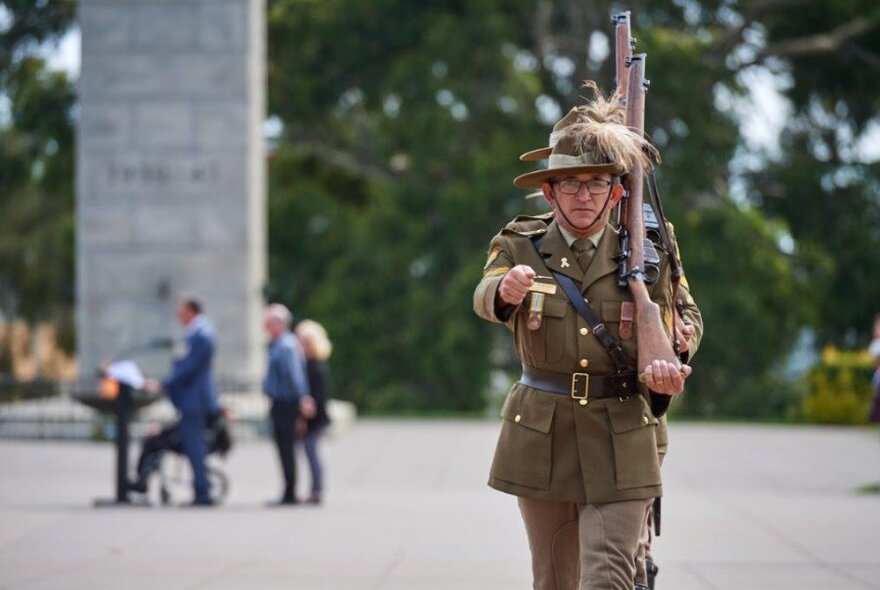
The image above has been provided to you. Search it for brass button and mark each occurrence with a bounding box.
[579,359,589,368]
[515,414,522,423]
[579,399,588,406]
[579,327,589,336]
[642,416,650,425]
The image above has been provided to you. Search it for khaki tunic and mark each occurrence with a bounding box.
[474,213,703,505]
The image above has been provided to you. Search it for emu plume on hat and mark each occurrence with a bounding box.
[513,82,658,190]
[519,82,627,162]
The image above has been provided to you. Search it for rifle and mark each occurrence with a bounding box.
[623,54,686,383]
[612,11,663,288]
[611,12,634,288]
[612,11,633,100]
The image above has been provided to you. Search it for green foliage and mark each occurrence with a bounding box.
[0,2,76,364]
[745,0,880,347]
[672,200,810,419]
[266,0,550,412]
[802,347,873,425]
[750,132,880,347]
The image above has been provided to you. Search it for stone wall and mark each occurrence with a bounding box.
[76,0,266,382]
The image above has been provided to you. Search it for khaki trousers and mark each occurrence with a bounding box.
[633,499,655,586]
[518,496,650,590]
[635,453,666,586]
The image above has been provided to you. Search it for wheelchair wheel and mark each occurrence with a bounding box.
[158,456,192,506]
[157,455,229,506]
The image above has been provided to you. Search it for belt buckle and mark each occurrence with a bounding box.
[571,373,589,403]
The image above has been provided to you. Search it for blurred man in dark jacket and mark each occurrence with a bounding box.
[144,296,219,506]
[263,303,313,505]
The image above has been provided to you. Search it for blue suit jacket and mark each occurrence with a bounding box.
[163,317,219,417]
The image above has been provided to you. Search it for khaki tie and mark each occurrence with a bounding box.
[572,239,594,272]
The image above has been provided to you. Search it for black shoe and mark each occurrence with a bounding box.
[266,496,299,507]
[306,494,322,505]
[184,498,215,507]
[128,479,147,494]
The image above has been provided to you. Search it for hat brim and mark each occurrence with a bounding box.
[519,147,553,161]
[513,163,619,190]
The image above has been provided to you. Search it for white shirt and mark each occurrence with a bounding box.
[185,314,209,338]
[869,338,880,360]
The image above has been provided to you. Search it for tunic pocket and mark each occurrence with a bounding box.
[606,395,661,490]
[542,296,568,363]
[519,295,568,364]
[490,386,556,490]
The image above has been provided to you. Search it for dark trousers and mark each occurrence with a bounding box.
[178,413,210,502]
[271,399,298,500]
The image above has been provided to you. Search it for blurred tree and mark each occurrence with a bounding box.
[266,0,550,411]
[0,1,76,371]
[743,0,880,347]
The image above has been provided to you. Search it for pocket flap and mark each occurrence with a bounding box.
[607,396,658,434]
[501,388,556,434]
[601,300,622,322]
[542,296,568,318]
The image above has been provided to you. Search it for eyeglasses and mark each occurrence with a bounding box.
[554,178,614,196]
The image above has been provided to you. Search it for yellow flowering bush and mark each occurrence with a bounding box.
[802,347,874,425]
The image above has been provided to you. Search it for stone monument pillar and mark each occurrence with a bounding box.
[76,0,266,383]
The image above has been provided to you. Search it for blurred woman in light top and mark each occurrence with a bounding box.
[295,319,332,504]
[869,314,880,423]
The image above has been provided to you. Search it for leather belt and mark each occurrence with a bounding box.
[520,365,638,402]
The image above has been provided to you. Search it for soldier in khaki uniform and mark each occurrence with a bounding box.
[474,87,702,590]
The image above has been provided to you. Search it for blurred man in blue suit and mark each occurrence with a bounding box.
[145,295,219,506]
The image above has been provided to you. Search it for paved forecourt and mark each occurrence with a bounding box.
[1,421,879,589]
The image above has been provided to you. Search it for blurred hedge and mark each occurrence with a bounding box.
[802,347,875,425]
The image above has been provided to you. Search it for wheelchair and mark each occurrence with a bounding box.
[131,409,233,506]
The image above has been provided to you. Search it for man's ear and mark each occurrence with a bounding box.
[609,180,625,207]
[542,182,555,208]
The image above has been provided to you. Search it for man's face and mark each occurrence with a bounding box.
[176,303,195,327]
[541,172,623,236]
[264,316,283,339]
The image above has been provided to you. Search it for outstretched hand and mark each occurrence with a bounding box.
[498,265,536,306]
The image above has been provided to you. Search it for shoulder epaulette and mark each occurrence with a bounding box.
[502,212,554,237]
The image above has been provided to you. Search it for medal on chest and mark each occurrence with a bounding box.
[527,292,545,330]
